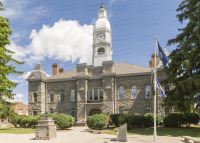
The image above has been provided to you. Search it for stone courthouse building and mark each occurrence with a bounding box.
[26,4,170,123]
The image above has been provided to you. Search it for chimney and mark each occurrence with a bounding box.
[59,68,65,74]
[52,63,59,76]
[149,60,152,68]
[150,54,158,68]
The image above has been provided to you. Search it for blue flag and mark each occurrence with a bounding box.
[156,79,166,97]
[157,41,169,67]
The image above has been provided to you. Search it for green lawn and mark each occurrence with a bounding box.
[103,126,200,139]
[0,127,35,134]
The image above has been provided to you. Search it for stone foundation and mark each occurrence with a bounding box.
[35,117,57,140]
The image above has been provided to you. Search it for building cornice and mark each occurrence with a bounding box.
[45,78,76,82]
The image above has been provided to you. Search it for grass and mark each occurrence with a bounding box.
[0,127,35,134]
[103,126,200,139]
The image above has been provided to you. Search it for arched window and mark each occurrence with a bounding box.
[92,73,100,77]
[145,85,151,98]
[71,90,75,102]
[60,90,64,102]
[131,86,137,99]
[119,86,124,99]
[97,47,105,55]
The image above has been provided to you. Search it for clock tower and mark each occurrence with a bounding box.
[92,3,112,66]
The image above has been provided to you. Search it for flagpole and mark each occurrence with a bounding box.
[154,36,157,142]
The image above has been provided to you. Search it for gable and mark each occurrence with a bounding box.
[29,74,40,79]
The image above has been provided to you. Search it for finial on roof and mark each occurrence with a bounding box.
[38,61,40,64]
[100,2,104,9]
[164,46,167,51]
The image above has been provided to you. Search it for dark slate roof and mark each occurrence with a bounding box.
[114,62,152,74]
[27,62,48,80]
[46,62,152,80]
[46,69,76,80]
[34,62,44,71]
[27,71,48,79]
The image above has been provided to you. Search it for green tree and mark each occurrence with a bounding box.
[0,1,24,120]
[161,0,200,114]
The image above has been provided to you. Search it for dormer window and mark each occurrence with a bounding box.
[97,47,105,55]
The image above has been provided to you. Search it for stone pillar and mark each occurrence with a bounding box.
[35,117,56,140]
[102,60,114,73]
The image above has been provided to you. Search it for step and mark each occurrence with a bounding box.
[74,122,86,126]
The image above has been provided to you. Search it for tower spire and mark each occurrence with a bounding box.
[100,2,104,9]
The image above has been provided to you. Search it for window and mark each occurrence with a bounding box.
[70,109,75,117]
[26,110,28,115]
[33,111,37,117]
[60,90,64,102]
[145,106,151,113]
[99,89,103,100]
[165,108,170,116]
[119,107,124,114]
[1,119,7,127]
[119,86,124,99]
[97,47,105,55]
[92,73,100,77]
[50,91,54,102]
[145,85,151,98]
[164,86,170,96]
[71,90,75,102]
[33,93,37,102]
[94,89,98,100]
[131,86,137,99]
[50,109,53,113]
[18,109,23,115]
[89,89,103,100]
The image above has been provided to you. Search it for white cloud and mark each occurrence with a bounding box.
[8,19,93,65]
[18,71,32,79]
[3,93,24,103]
[6,41,27,61]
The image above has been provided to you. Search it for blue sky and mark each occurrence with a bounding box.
[1,0,187,105]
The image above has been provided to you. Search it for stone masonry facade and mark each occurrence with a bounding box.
[27,61,168,122]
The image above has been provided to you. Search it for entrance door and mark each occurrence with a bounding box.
[89,109,101,116]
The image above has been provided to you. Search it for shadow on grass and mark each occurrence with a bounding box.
[103,127,200,139]
[128,127,200,138]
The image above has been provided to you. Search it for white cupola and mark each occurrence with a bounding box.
[92,3,112,66]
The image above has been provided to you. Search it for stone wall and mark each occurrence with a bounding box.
[28,81,45,115]
[28,68,168,121]
[88,66,102,76]
[46,80,77,116]
[115,75,153,115]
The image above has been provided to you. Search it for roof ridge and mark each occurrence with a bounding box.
[49,68,76,77]
[115,62,151,69]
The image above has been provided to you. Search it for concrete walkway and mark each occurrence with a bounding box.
[0,127,189,143]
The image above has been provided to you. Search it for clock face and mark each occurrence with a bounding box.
[97,33,105,42]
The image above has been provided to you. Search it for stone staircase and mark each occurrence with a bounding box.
[74,119,86,127]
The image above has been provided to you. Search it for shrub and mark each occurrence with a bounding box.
[86,113,109,130]
[55,114,75,129]
[20,117,29,128]
[110,114,121,127]
[40,113,57,122]
[108,116,113,126]
[129,114,145,128]
[144,113,161,128]
[164,113,183,127]
[8,115,20,127]
[164,113,199,127]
